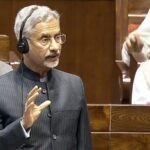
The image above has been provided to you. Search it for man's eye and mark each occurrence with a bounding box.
[55,35,62,42]
[41,38,49,43]
[55,35,60,40]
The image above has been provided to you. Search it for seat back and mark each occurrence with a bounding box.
[0,34,10,62]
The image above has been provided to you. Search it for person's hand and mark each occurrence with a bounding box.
[22,85,51,129]
[124,33,144,53]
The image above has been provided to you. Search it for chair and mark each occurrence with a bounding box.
[0,34,10,62]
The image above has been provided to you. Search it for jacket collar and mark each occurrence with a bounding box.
[18,63,52,82]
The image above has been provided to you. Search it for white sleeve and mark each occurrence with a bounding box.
[141,43,150,59]
[20,120,31,138]
[132,66,150,104]
[121,42,130,67]
[122,42,149,67]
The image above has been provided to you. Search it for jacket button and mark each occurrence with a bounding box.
[42,89,47,94]
[20,143,26,148]
[52,134,57,140]
[47,113,52,118]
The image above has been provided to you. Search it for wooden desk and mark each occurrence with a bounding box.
[88,104,150,150]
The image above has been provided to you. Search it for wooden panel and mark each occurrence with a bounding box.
[128,15,145,24]
[128,0,148,27]
[111,133,150,150]
[128,0,150,14]
[88,105,150,149]
[115,60,130,103]
[60,0,117,103]
[88,105,110,132]
[0,1,12,36]
[0,0,13,61]
[92,133,110,150]
[115,0,128,59]
[0,35,10,61]
[111,105,150,132]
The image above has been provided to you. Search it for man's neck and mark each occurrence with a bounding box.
[23,61,49,77]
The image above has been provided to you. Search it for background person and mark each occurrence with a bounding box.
[122,9,150,66]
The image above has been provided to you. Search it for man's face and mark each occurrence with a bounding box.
[24,18,62,70]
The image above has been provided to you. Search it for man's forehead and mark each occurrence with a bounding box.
[33,18,60,32]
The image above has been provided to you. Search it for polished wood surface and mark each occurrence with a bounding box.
[111,133,150,150]
[115,0,128,59]
[111,105,150,132]
[0,35,10,62]
[128,0,150,13]
[88,105,110,132]
[92,133,110,150]
[88,105,150,150]
[128,15,145,24]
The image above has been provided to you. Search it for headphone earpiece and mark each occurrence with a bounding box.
[17,7,38,54]
[17,37,29,54]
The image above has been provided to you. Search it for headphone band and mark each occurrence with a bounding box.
[19,7,38,42]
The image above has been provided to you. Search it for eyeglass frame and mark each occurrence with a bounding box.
[27,33,66,47]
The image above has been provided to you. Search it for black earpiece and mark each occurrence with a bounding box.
[17,7,38,54]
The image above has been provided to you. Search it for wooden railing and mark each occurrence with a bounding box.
[88,104,150,150]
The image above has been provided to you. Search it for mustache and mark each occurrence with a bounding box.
[45,50,61,58]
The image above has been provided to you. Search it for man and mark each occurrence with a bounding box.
[0,5,92,150]
[0,60,12,75]
[122,9,150,67]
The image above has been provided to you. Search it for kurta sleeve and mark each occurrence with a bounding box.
[0,117,27,150]
[121,31,148,67]
[132,61,150,104]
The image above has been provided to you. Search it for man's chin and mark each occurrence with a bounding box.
[44,60,59,69]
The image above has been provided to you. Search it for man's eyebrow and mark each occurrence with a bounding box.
[40,34,50,38]
[54,32,62,37]
[40,32,61,37]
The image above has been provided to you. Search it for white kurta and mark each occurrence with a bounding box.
[122,9,150,66]
[122,38,149,66]
[132,60,150,104]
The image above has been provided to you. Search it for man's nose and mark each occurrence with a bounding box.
[50,37,59,50]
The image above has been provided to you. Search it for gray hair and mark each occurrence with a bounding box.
[14,5,60,40]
